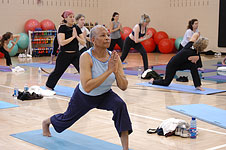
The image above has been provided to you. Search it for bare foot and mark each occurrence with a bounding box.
[196,86,205,91]
[42,118,51,137]
[149,78,154,84]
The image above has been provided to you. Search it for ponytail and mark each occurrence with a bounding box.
[111,12,119,21]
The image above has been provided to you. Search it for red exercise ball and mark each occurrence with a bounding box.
[114,44,121,50]
[141,38,156,53]
[158,38,174,54]
[0,52,4,58]
[147,28,157,38]
[24,19,41,33]
[154,31,169,44]
[40,19,55,31]
[121,27,132,40]
[170,38,177,53]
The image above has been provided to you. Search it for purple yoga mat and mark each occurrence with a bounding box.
[43,73,80,81]
[0,66,12,72]
[203,75,226,82]
[213,64,226,67]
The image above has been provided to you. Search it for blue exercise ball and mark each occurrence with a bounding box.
[175,37,183,50]
[15,33,29,49]
[8,41,19,56]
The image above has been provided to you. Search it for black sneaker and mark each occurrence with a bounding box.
[141,69,153,79]
[176,76,188,82]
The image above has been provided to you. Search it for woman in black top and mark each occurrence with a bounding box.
[46,10,85,90]
[120,14,152,71]
[0,32,20,68]
[149,33,208,91]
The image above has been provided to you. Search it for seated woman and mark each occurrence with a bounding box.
[42,25,132,150]
[149,33,208,91]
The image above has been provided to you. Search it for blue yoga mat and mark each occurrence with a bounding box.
[136,82,226,95]
[203,75,226,83]
[19,62,55,69]
[167,104,226,129]
[0,101,18,109]
[0,66,12,72]
[43,73,80,81]
[11,128,124,150]
[41,85,74,97]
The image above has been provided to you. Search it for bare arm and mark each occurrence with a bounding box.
[109,22,121,33]
[189,32,200,42]
[77,33,86,46]
[133,24,151,43]
[58,32,75,46]
[80,53,116,93]
[113,52,128,90]
[13,34,21,44]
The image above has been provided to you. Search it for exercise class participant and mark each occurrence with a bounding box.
[76,14,90,54]
[179,19,199,51]
[108,12,124,51]
[149,33,208,91]
[120,14,152,72]
[0,32,20,68]
[42,25,132,150]
[45,10,85,90]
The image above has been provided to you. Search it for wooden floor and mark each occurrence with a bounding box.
[0,53,226,150]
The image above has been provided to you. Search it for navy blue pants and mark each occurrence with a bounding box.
[50,85,133,137]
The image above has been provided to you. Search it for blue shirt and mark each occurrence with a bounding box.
[79,48,116,96]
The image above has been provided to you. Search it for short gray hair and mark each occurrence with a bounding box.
[89,25,107,42]
[193,37,209,52]
[75,14,85,21]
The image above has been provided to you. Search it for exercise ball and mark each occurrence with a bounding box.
[121,27,132,40]
[40,19,55,30]
[147,28,157,38]
[154,31,169,44]
[0,52,4,58]
[141,38,156,53]
[170,38,177,53]
[175,37,183,50]
[158,38,173,54]
[114,44,121,50]
[8,41,19,56]
[16,33,29,49]
[24,19,41,32]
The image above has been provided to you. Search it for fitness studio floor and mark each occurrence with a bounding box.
[0,53,226,150]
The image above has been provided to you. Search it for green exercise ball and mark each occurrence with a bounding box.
[8,41,19,56]
[15,33,29,49]
[175,37,183,50]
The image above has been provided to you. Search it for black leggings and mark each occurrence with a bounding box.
[52,36,59,56]
[108,38,124,51]
[46,51,80,89]
[178,44,184,51]
[120,37,148,70]
[0,47,12,66]
[153,63,201,87]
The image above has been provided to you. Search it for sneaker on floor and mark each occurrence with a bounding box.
[141,69,152,79]
[176,76,188,82]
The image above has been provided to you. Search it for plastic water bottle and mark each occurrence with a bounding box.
[24,84,29,92]
[13,85,18,97]
[38,67,41,73]
[138,66,142,79]
[190,117,197,139]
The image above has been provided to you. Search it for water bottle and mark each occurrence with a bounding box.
[13,85,18,97]
[138,66,142,79]
[24,84,29,92]
[190,117,197,139]
[38,67,41,73]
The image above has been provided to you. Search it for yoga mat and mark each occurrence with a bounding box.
[41,85,74,97]
[0,101,18,109]
[136,82,226,95]
[152,65,216,73]
[167,104,226,129]
[19,62,55,69]
[11,128,124,150]
[0,66,11,72]
[43,73,80,81]
[213,64,226,67]
[202,75,226,83]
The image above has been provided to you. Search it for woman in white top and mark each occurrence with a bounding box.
[179,19,199,51]
[76,14,90,54]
